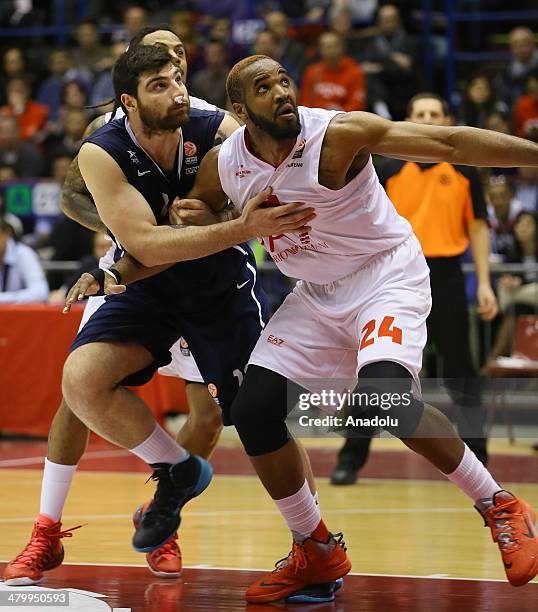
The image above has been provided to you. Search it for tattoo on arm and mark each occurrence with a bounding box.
[61,157,107,233]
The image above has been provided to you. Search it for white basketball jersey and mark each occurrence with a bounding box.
[104,95,217,122]
[218,106,412,284]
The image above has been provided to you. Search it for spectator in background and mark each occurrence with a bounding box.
[190,41,229,109]
[459,73,508,129]
[0,47,33,105]
[485,109,512,134]
[489,212,538,360]
[71,19,109,78]
[37,49,84,122]
[45,109,88,162]
[51,154,72,185]
[515,167,538,214]
[209,17,245,67]
[328,8,364,63]
[498,26,538,110]
[513,67,538,139]
[0,216,49,303]
[170,11,201,71]
[265,11,307,86]
[1,78,48,142]
[486,176,523,259]
[359,3,416,120]
[0,115,44,177]
[300,31,366,111]
[113,5,148,43]
[0,164,16,184]
[90,41,127,111]
[254,29,280,61]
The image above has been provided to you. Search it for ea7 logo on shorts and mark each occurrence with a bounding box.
[267,334,285,346]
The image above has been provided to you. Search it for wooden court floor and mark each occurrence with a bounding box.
[1,436,537,611]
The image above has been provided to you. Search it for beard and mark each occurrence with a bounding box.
[138,99,189,133]
[245,102,301,140]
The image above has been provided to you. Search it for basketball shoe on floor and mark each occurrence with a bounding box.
[477,490,538,586]
[3,514,81,586]
[245,531,351,603]
[132,455,212,553]
[133,501,181,577]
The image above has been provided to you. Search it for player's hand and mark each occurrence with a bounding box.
[169,198,221,226]
[241,187,316,239]
[477,283,498,321]
[62,271,126,313]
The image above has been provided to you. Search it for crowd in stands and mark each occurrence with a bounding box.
[0,1,537,362]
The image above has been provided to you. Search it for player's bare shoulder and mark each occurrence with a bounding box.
[319,112,377,188]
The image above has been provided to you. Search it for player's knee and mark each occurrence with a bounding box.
[62,349,108,418]
[230,365,289,456]
[346,361,424,438]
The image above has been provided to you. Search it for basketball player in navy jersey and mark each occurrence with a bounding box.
[3,26,243,586]
[57,43,315,575]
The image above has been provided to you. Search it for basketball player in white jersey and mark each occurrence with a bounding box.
[3,26,237,586]
[59,54,538,602]
[96,54,537,602]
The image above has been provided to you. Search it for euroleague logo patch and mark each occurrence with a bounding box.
[179,337,190,356]
[184,141,197,157]
[207,383,218,398]
[439,173,452,186]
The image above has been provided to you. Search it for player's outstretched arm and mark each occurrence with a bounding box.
[61,115,108,232]
[334,111,538,168]
[78,143,316,267]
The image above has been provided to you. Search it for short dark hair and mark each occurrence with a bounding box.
[226,55,272,104]
[112,45,173,113]
[128,24,176,51]
[407,92,449,117]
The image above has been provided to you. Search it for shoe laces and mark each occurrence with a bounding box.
[490,507,520,553]
[332,532,347,552]
[273,542,308,575]
[152,534,181,562]
[144,465,179,520]
[13,522,82,568]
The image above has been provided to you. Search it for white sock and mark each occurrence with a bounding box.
[275,479,321,538]
[39,459,77,522]
[445,444,501,504]
[130,423,189,465]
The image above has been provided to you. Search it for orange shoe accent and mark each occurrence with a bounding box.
[245,532,351,603]
[133,500,181,578]
[481,490,538,587]
[3,514,82,586]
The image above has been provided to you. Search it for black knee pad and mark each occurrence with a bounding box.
[344,361,424,438]
[230,365,290,456]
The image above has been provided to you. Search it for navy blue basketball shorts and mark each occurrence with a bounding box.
[70,245,268,424]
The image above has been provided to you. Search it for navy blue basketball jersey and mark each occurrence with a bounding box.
[83,109,249,312]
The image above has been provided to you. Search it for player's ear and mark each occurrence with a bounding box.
[232,102,247,123]
[121,93,136,114]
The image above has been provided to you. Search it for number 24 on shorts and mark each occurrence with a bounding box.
[359,316,402,351]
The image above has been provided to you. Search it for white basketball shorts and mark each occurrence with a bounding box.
[248,234,432,404]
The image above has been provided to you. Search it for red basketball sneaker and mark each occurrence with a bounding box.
[133,501,181,578]
[478,490,538,586]
[245,526,351,603]
[3,514,81,586]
